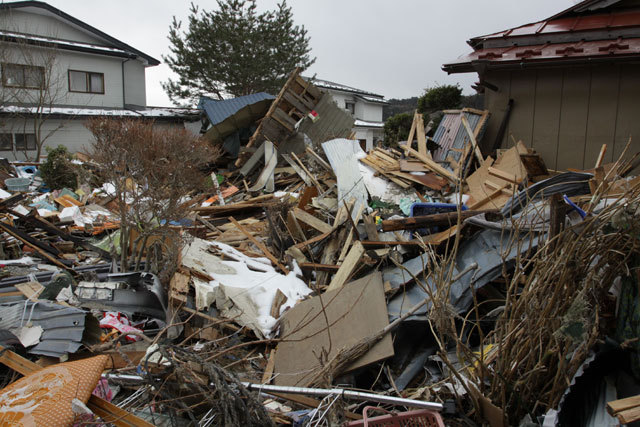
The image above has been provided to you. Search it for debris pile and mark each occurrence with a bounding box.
[0,69,638,426]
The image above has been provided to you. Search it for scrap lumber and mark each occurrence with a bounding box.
[488,166,521,185]
[11,209,112,259]
[0,345,152,427]
[381,209,498,232]
[0,221,71,269]
[404,146,459,183]
[460,115,485,166]
[416,113,428,157]
[229,216,289,275]
[293,207,333,234]
[595,143,608,168]
[608,394,640,423]
[327,240,365,292]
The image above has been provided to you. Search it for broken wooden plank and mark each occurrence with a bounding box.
[460,115,485,166]
[404,146,459,183]
[282,153,312,186]
[488,166,520,185]
[293,208,333,234]
[607,394,640,416]
[327,240,366,292]
[381,210,498,232]
[416,113,428,157]
[595,143,608,169]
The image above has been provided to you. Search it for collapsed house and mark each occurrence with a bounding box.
[0,1,638,426]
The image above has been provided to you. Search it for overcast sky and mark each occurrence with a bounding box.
[43,0,575,106]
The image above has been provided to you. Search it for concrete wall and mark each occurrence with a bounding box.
[354,100,383,122]
[324,89,384,123]
[482,63,640,171]
[123,59,146,107]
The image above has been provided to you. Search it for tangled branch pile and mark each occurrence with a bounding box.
[426,176,640,423]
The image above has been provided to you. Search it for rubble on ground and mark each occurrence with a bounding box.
[0,69,639,426]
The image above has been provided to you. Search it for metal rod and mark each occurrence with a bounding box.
[242,382,443,411]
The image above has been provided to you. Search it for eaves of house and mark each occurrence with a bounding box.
[0,1,159,66]
[443,0,640,74]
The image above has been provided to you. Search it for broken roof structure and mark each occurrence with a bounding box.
[443,0,640,171]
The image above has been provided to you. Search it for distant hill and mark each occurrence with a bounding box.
[383,93,485,121]
[383,97,418,121]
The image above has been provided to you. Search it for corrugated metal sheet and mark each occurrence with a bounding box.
[432,111,484,163]
[200,93,275,126]
[297,94,354,145]
[322,139,368,220]
[0,300,94,358]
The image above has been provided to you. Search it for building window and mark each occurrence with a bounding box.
[0,134,12,151]
[68,70,104,94]
[15,134,36,151]
[2,64,45,89]
[0,133,37,151]
[345,101,355,114]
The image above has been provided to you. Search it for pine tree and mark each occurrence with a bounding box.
[162,0,314,106]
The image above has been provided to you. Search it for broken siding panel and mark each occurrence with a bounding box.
[506,69,537,148]
[432,113,461,161]
[556,68,591,171]
[432,111,482,163]
[584,66,620,169]
[613,64,640,163]
[531,68,563,170]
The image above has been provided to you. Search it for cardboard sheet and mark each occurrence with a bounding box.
[273,272,394,386]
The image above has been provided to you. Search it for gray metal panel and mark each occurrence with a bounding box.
[433,111,483,163]
[298,93,354,145]
[322,139,368,220]
[200,93,275,126]
[0,300,89,358]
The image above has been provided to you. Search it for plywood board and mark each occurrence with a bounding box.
[273,272,394,386]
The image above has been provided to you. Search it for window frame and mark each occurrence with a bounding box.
[14,133,37,151]
[345,101,355,114]
[2,63,45,89]
[68,69,105,94]
[0,133,37,152]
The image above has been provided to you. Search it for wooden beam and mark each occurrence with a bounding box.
[404,146,458,183]
[595,143,608,169]
[461,115,485,166]
[405,111,418,149]
[381,210,498,232]
[293,208,333,234]
[488,166,520,185]
[607,394,640,416]
[416,113,427,157]
[327,241,365,292]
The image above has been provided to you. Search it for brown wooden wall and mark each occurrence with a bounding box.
[482,63,640,171]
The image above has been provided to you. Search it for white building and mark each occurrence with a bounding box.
[0,1,199,160]
[310,78,386,151]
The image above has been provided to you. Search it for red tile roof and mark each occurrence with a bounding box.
[443,5,640,73]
